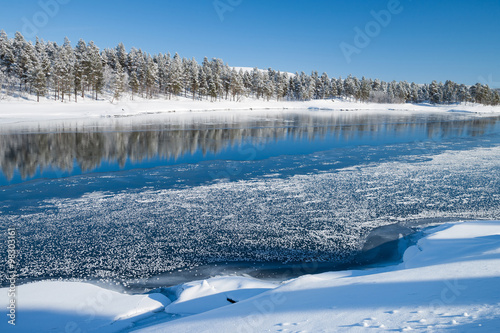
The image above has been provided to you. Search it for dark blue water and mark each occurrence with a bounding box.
[1,111,499,186]
[1,110,500,288]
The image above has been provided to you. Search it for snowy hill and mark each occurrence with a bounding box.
[2,220,500,332]
[231,66,296,76]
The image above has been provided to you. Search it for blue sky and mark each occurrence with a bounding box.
[1,0,499,87]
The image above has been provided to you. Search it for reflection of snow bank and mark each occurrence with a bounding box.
[0,282,170,333]
[134,221,500,332]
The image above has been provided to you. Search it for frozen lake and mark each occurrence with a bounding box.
[1,110,500,290]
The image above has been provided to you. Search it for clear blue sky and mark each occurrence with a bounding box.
[1,0,499,87]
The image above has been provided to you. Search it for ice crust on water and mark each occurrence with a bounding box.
[1,139,500,285]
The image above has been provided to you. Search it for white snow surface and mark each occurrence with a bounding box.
[1,95,499,128]
[2,221,500,332]
[0,281,170,332]
[132,221,500,332]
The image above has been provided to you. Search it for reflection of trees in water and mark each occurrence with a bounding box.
[0,114,498,180]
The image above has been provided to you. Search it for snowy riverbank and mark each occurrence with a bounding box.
[2,220,500,332]
[1,96,500,127]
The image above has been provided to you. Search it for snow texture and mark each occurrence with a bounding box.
[2,220,500,332]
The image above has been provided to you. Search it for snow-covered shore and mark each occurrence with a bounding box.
[2,220,500,332]
[1,96,500,127]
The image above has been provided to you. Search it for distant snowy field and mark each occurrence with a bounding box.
[2,220,500,332]
[1,95,500,127]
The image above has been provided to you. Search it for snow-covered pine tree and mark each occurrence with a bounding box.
[61,37,75,101]
[251,67,263,99]
[263,78,274,101]
[319,72,330,99]
[0,30,14,78]
[170,53,184,96]
[429,80,441,104]
[12,32,35,94]
[360,76,371,102]
[87,41,104,100]
[31,56,46,102]
[188,58,199,100]
[111,61,127,102]
[229,68,244,101]
[32,37,49,102]
[458,84,470,104]
[144,55,158,98]
[115,42,127,70]
[221,64,232,100]
[207,67,218,101]
[74,39,89,101]
[198,64,209,100]
[211,58,224,100]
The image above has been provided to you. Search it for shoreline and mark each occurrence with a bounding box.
[1,97,500,128]
[3,220,500,332]
[1,217,456,294]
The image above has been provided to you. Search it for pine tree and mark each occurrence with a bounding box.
[32,57,46,102]
[222,64,231,100]
[87,41,104,100]
[12,32,34,93]
[360,76,371,102]
[251,67,263,99]
[111,61,127,102]
[229,69,244,101]
[61,37,75,101]
[0,30,14,76]
[319,72,330,99]
[207,67,218,101]
[115,42,127,69]
[410,82,419,103]
[170,53,184,96]
[263,78,274,101]
[74,39,89,101]
[344,75,356,100]
[144,55,158,98]
[188,58,199,100]
[429,80,441,104]
[127,48,141,99]
[32,38,49,102]
[155,53,168,96]
[198,64,209,100]
[458,84,470,104]
[492,91,500,106]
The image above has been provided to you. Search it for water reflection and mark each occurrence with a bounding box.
[0,112,499,184]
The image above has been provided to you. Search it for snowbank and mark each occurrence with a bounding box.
[1,95,499,127]
[2,221,500,332]
[0,281,170,333]
[134,221,500,332]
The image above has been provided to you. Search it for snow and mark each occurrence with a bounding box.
[163,276,277,315]
[2,221,500,332]
[1,95,499,129]
[0,281,170,333]
[133,220,500,332]
[231,66,296,77]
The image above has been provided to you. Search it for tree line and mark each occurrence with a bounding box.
[0,31,499,105]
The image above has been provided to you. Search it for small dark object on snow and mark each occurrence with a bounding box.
[227,297,237,304]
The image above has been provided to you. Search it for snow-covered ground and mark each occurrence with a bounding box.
[1,95,499,127]
[2,220,500,332]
